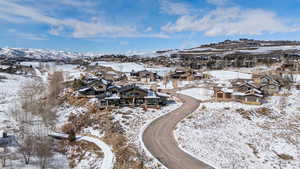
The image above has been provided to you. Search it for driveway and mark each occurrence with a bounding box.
[143,92,214,169]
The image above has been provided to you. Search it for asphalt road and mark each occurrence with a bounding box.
[143,93,214,169]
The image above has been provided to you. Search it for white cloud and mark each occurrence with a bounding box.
[159,0,190,15]
[49,26,64,36]
[119,41,129,46]
[0,13,25,23]
[162,7,300,36]
[0,0,166,38]
[145,27,153,32]
[8,29,48,40]
[57,0,96,8]
[16,33,48,40]
[207,0,228,6]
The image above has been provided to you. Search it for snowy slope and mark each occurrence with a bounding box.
[205,70,252,80]
[177,88,214,100]
[0,47,88,60]
[175,91,300,169]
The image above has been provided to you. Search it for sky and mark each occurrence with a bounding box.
[0,0,300,53]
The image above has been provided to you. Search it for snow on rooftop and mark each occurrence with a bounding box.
[105,94,120,100]
[156,92,170,98]
[0,65,10,69]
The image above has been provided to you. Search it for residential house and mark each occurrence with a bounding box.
[214,87,234,101]
[78,77,112,96]
[130,70,161,82]
[233,89,264,105]
[99,84,169,108]
[170,68,189,79]
[259,75,284,95]
[102,71,127,81]
[0,132,17,148]
[214,82,264,105]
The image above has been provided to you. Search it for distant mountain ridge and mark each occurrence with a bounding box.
[1,39,300,61]
[0,47,91,61]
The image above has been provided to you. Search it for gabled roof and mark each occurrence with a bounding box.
[78,86,93,92]
[216,88,234,93]
[261,75,281,85]
[239,81,259,89]
[244,93,264,98]
[119,84,148,93]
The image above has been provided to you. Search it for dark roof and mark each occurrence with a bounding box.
[0,136,18,147]
[119,84,147,93]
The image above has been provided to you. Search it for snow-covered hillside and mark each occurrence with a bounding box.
[0,47,89,60]
[175,91,300,169]
[1,39,300,60]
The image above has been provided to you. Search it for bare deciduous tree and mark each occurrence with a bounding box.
[163,75,169,88]
[17,136,35,165]
[172,79,178,89]
[48,71,64,106]
[36,137,54,169]
[0,147,9,168]
[19,80,45,118]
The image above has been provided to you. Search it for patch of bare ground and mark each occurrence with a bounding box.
[236,107,273,120]
[246,143,259,158]
[273,152,294,161]
[58,140,103,169]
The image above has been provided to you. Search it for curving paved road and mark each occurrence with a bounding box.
[143,92,214,169]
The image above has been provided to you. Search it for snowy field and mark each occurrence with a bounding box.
[205,70,252,80]
[175,91,300,169]
[93,61,174,76]
[20,61,85,80]
[0,72,69,169]
[157,80,201,89]
[0,73,27,123]
[177,88,213,100]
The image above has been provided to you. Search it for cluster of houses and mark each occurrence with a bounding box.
[0,64,34,75]
[213,74,294,105]
[169,68,210,80]
[76,75,170,109]
[214,81,264,105]
[281,54,300,72]
[130,70,161,82]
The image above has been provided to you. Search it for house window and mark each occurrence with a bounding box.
[217,93,223,99]
[225,93,232,99]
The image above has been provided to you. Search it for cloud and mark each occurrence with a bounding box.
[159,0,190,15]
[49,26,64,36]
[145,27,153,32]
[119,41,129,46]
[57,0,96,8]
[207,0,228,6]
[0,0,166,39]
[162,7,300,36]
[8,29,48,40]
